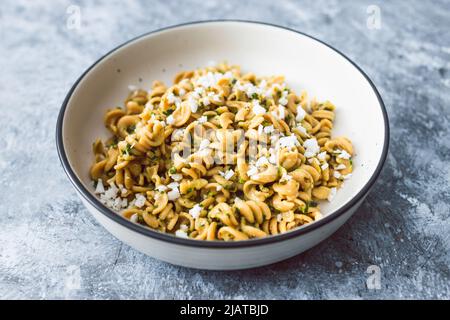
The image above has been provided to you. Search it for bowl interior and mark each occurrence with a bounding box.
[61,21,386,226]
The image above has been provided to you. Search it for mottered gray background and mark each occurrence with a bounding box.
[1,0,449,299]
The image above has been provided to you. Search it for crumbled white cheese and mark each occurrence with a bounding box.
[171,129,185,141]
[252,100,266,115]
[178,88,186,96]
[119,184,128,196]
[134,194,147,208]
[303,138,320,158]
[327,187,337,202]
[296,125,307,135]
[343,173,352,180]
[167,182,180,189]
[280,172,292,182]
[175,230,189,238]
[103,183,119,200]
[166,114,174,125]
[264,125,274,134]
[269,152,278,165]
[188,96,198,113]
[95,179,104,194]
[167,188,180,201]
[247,165,258,177]
[199,139,210,150]
[337,150,352,160]
[179,224,188,231]
[255,156,269,168]
[234,197,243,204]
[155,185,168,192]
[258,125,263,135]
[170,173,183,182]
[196,71,228,88]
[335,164,347,170]
[194,87,204,95]
[321,163,329,171]
[276,214,282,222]
[167,92,177,103]
[220,169,234,180]
[317,151,327,161]
[216,185,223,191]
[271,105,286,120]
[144,101,154,111]
[202,97,210,106]
[279,96,288,106]
[212,94,221,102]
[130,213,139,223]
[278,135,299,149]
[189,204,202,219]
[333,171,342,179]
[198,116,207,124]
[296,105,306,122]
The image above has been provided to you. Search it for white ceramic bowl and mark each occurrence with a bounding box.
[56,20,389,270]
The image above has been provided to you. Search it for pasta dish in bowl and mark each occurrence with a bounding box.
[57,21,388,269]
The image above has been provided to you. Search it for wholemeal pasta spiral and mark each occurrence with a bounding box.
[90,62,354,241]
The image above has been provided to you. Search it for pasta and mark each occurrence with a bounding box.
[90,62,354,241]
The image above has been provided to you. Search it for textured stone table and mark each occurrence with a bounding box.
[1,0,449,299]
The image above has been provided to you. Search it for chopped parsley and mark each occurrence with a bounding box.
[169,166,177,174]
[251,93,259,100]
[122,143,133,156]
[126,124,136,134]
[302,202,310,214]
[309,201,318,207]
[163,108,174,116]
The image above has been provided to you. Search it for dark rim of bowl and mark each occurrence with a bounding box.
[56,20,390,248]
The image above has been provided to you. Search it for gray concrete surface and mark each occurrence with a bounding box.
[1,0,449,299]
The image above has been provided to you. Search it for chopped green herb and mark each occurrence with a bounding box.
[238,178,246,184]
[262,120,271,126]
[163,108,174,116]
[231,78,237,85]
[109,137,119,148]
[122,143,133,156]
[350,158,353,166]
[137,215,145,224]
[126,124,136,134]
[169,167,177,174]
[187,187,193,193]
[277,166,283,177]
[251,93,259,100]
[303,202,310,214]
[309,200,318,207]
